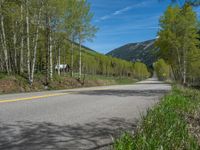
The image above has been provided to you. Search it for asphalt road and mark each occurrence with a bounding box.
[0,78,171,150]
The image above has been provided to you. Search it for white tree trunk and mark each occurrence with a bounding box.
[45,16,49,85]
[58,47,60,76]
[20,4,24,74]
[0,12,9,74]
[20,34,24,73]
[79,38,82,79]
[49,27,53,81]
[175,47,184,81]
[182,37,187,85]
[71,40,74,77]
[30,8,42,85]
[13,21,17,71]
[183,49,187,85]
[45,16,53,82]
[26,0,31,83]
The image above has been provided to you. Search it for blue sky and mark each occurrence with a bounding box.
[84,0,200,54]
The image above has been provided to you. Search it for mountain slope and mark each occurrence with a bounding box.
[107,39,158,66]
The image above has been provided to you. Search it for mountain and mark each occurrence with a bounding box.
[106,39,158,66]
[68,39,99,55]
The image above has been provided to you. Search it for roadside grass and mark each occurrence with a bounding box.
[0,73,138,94]
[114,78,138,85]
[114,86,200,150]
[83,74,138,85]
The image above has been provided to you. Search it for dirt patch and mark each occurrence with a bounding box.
[186,111,200,145]
[0,79,20,93]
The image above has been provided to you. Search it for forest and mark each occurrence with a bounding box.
[155,3,200,86]
[0,0,150,87]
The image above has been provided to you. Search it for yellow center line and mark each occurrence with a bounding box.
[0,87,112,104]
[0,93,68,103]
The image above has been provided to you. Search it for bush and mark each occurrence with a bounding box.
[134,62,150,80]
[154,59,170,80]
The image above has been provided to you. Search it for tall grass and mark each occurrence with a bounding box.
[114,87,200,150]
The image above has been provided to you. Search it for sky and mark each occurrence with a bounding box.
[84,0,200,54]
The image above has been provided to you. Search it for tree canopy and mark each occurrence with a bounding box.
[0,0,150,85]
[156,4,200,85]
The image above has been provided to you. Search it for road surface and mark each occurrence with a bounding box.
[0,78,171,150]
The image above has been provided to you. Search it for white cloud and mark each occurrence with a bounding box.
[100,15,110,20]
[113,6,132,15]
[95,1,152,23]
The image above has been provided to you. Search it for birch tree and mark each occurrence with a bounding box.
[20,2,24,74]
[25,0,31,83]
[0,0,9,74]
[30,0,43,84]
[76,0,97,79]
[0,0,103,85]
[63,0,79,77]
[156,4,200,85]
[170,0,200,6]
[42,0,67,84]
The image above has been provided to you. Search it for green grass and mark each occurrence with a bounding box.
[114,86,200,150]
[0,72,139,94]
[83,74,138,85]
[114,77,138,85]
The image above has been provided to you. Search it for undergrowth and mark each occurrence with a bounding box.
[114,86,200,150]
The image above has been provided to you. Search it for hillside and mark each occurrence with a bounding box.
[69,40,99,55]
[107,39,158,66]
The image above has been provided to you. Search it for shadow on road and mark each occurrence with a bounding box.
[73,89,169,97]
[0,118,137,150]
[135,82,169,84]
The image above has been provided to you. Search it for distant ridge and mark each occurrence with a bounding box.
[68,39,98,54]
[106,39,158,66]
